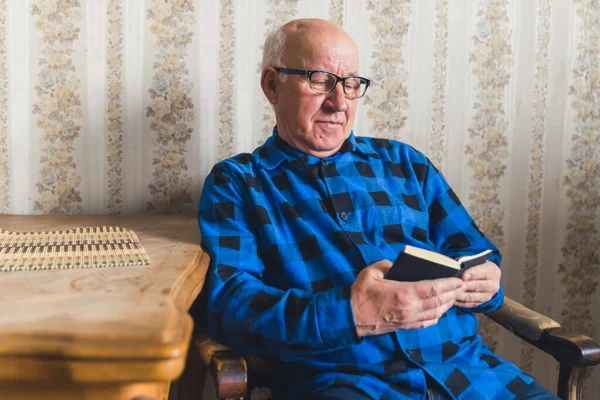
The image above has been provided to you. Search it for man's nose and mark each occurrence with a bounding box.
[324,82,348,111]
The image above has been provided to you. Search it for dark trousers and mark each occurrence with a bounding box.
[310,380,560,399]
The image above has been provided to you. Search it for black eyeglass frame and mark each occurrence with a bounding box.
[274,67,371,99]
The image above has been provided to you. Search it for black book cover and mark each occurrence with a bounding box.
[385,248,491,282]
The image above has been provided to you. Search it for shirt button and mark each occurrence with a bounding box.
[340,212,348,221]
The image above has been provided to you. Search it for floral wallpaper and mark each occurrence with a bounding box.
[31,0,84,215]
[328,0,344,26]
[106,0,124,215]
[428,0,448,168]
[217,0,235,161]
[520,0,551,374]
[364,0,411,140]
[466,0,513,351]
[145,0,195,214]
[559,0,600,340]
[0,0,598,396]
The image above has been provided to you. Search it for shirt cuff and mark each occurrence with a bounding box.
[315,286,361,348]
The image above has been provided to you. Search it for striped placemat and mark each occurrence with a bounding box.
[0,226,151,272]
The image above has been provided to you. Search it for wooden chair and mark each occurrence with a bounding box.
[187,296,600,400]
[184,286,600,400]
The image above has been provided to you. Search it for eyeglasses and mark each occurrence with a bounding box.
[274,67,371,99]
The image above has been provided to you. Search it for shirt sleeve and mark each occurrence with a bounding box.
[198,162,361,361]
[420,157,504,313]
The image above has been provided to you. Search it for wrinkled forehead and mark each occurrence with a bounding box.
[282,23,359,72]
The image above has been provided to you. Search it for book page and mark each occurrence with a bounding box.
[403,245,460,270]
[457,249,492,264]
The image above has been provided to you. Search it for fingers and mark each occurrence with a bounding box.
[415,277,464,299]
[456,290,494,306]
[418,286,463,312]
[455,276,500,308]
[461,261,500,282]
[391,284,461,329]
[396,296,457,330]
[353,265,469,336]
[455,262,501,308]
[415,294,457,321]
[399,278,464,326]
[462,279,499,295]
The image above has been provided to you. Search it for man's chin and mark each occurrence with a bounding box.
[314,125,348,139]
[307,138,346,157]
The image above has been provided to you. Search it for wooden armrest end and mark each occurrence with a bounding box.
[487,297,600,366]
[192,330,234,367]
[540,328,600,367]
[210,350,248,399]
[192,332,248,399]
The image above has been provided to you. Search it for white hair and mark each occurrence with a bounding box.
[261,26,287,80]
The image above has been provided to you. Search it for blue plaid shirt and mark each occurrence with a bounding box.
[198,128,533,399]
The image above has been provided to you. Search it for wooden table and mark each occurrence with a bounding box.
[0,215,208,400]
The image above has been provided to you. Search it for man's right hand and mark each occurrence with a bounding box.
[350,259,465,337]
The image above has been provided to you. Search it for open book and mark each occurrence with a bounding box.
[385,245,492,282]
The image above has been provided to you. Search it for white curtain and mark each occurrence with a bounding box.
[0,0,599,395]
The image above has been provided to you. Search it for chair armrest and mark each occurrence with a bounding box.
[192,330,248,399]
[486,297,600,367]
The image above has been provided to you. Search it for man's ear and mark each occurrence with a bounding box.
[261,67,279,105]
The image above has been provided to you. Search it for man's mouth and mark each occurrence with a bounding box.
[316,121,343,127]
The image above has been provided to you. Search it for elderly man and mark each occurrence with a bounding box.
[198,18,557,400]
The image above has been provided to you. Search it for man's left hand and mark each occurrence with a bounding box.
[455,261,501,308]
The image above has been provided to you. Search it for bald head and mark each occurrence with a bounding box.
[260,18,362,158]
[261,19,359,71]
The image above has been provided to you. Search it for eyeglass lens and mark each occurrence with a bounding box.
[309,72,368,98]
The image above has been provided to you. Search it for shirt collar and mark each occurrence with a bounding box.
[256,126,377,170]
